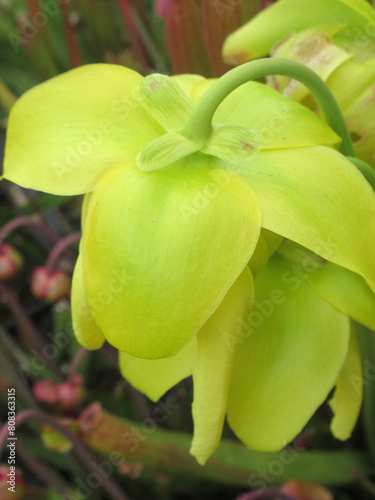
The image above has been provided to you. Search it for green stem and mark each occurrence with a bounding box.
[183,58,354,157]
[80,408,372,487]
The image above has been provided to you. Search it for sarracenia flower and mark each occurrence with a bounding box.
[222,0,375,167]
[2,62,375,463]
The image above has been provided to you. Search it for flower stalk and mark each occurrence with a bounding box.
[183,58,354,156]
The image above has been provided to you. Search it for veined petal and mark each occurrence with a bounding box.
[190,266,254,465]
[308,262,375,330]
[137,74,194,132]
[83,156,262,359]
[329,326,363,440]
[227,254,350,451]
[211,82,340,150]
[71,254,105,350]
[119,338,196,402]
[270,27,352,103]
[171,75,205,96]
[234,146,375,292]
[222,0,375,64]
[3,64,164,195]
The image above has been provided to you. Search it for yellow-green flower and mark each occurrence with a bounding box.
[223,0,375,166]
[2,63,375,463]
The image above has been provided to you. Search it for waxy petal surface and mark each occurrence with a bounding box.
[119,339,196,402]
[308,263,375,330]
[190,267,254,464]
[3,64,164,195]
[211,82,339,150]
[329,327,363,440]
[227,254,350,451]
[234,146,375,292]
[71,255,105,350]
[83,157,261,359]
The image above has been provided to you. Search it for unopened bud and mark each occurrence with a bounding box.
[281,479,333,500]
[33,379,59,404]
[56,374,85,410]
[31,267,71,302]
[0,244,23,280]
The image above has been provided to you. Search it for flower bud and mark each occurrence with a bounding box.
[32,379,59,404]
[31,267,71,303]
[0,244,23,281]
[56,374,85,410]
[281,479,333,500]
[0,464,24,499]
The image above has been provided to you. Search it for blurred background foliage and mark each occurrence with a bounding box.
[1,1,375,499]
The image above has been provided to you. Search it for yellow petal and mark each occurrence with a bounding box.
[329,326,363,440]
[82,156,262,359]
[3,64,163,195]
[236,146,375,292]
[190,266,254,464]
[119,338,196,402]
[227,254,350,451]
[71,254,105,350]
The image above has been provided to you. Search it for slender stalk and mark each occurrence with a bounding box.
[46,232,81,270]
[0,283,62,378]
[68,347,89,375]
[183,58,354,156]
[17,441,71,497]
[59,2,82,68]
[0,409,131,500]
[0,216,57,246]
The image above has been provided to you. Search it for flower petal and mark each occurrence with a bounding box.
[190,266,254,465]
[308,263,375,330]
[234,146,375,292]
[222,0,375,63]
[3,64,164,195]
[329,326,363,441]
[71,254,105,350]
[83,157,262,359]
[212,82,340,150]
[119,339,197,402]
[227,254,350,451]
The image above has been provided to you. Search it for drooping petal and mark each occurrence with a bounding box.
[190,266,254,465]
[234,146,375,292]
[329,326,363,441]
[3,64,164,195]
[119,338,197,402]
[211,82,340,150]
[222,0,375,64]
[71,254,105,350]
[227,253,350,451]
[83,157,262,359]
[308,262,375,330]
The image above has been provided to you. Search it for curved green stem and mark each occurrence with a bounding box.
[183,58,354,157]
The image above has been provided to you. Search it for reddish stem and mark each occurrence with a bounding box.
[118,0,149,69]
[0,216,58,246]
[0,283,62,378]
[68,346,88,375]
[46,232,81,270]
[59,2,82,68]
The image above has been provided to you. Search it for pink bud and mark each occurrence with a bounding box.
[56,374,85,410]
[33,379,59,404]
[0,463,24,499]
[31,267,71,303]
[0,244,23,280]
[281,479,333,500]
